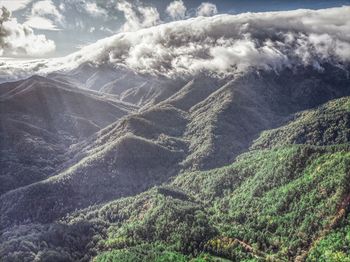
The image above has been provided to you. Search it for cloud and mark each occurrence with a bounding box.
[84,2,107,17]
[196,2,218,17]
[166,0,186,20]
[24,16,60,30]
[116,0,160,32]
[25,0,63,30]
[138,6,160,28]
[0,7,55,57]
[1,6,350,78]
[116,1,140,31]
[30,0,63,21]
[0,0,33,12]
[77,6,350,77]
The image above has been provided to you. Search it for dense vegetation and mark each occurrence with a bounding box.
[73,96,350,261]
[1,67,350,261]
[4,143,348,260]
[307,213,350,262]
[17,142,346,261]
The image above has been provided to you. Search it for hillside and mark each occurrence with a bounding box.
[0,75,135,195]
[1,65,349,225]
[2,96,350,261]
[0,64,350,261]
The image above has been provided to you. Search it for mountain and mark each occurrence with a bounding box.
[0,75,136,195]
[1,89,350,262]
[0,62,350,262]
[1,5,350,262]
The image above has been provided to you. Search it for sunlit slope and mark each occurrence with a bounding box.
[2,95,350,261]
[0,75,135,195]
[91,96,350,261]
[252,97,350,149]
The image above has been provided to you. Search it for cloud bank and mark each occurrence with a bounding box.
[1,6,349,78]
[0,7,55,57]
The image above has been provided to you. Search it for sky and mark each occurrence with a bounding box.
[0,0,349,59]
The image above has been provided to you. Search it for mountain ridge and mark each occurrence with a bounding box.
[0,6,350,259]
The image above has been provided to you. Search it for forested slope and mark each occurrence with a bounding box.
[2,95,350,262]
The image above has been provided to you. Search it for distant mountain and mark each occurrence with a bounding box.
[0,75,135,195]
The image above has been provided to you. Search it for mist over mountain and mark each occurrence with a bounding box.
[1,6,349,79]
[0,3,350,262]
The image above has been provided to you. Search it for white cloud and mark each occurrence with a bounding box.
[25,0,63,31]
[116,0,160,32]
[196,2,218,17]
[166,0,186,20]
[116,1,140,31]
[139,6,160,28]
[0,0,33,12]
[0,7,55,57]
[1,6,350,78]
[84,2,107,17]
[24,16,60,30]
[30,0,63,22]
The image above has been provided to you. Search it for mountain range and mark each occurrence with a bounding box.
[1,5,350,262]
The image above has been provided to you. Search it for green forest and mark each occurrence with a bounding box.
[2,96,350,261]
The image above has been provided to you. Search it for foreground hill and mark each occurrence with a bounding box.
[1,95,350,261]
